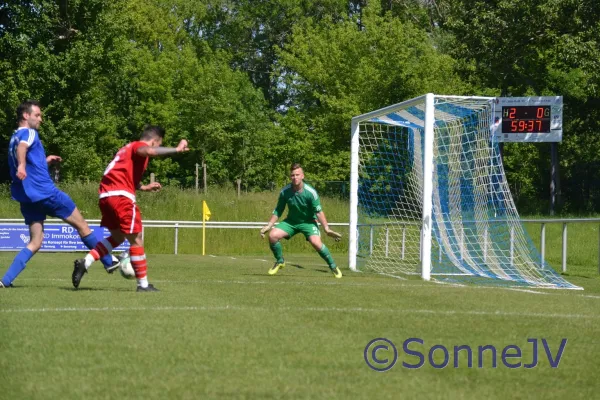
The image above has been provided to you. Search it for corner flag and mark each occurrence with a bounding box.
[203,201,211,221]
[202,201,211,255]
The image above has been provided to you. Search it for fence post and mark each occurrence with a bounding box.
[402,226,406,260]
[237,179,242,198]
[510,226,514,267]
[562,223,567,273]
[484,226,488,263]
[385,227,389,257]
[203,162,207,194]
[540,223,546,267]
[174,223,179,255]
[369,225,374,256]
[195,163,199,194]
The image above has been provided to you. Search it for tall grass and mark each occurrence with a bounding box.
[0,183,349,256]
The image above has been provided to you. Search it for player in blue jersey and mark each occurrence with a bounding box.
[0,100,116,288]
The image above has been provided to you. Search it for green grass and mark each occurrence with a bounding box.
[1,253,600,399]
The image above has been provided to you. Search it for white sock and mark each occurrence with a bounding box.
[137,277,148,288]
[84,254,96,269]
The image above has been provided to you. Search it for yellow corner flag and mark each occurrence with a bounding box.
[202,200,211,255]
[203,200,211,221]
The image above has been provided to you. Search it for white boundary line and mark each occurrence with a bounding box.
[0,304,597,319]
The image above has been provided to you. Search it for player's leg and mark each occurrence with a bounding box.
[52,190,115,270]
[304,223,342,279]
[123,232,157,292]
[0,216,44,287]
[267,221,294,275]
[81,229,126,269]
[72,197,126,288]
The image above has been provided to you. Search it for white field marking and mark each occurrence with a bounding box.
[230,257,237,260]
[378,272,407,281]
[1,304,598,319]
[253,259,269,262]
[502,288,548,295]
[430,280,465,288]
[209,255,217,258]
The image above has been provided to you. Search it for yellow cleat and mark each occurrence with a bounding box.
[268,262,285,275]
[331,267,342,279]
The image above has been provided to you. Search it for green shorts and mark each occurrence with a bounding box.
[276,220,320,240]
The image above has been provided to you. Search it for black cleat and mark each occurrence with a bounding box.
[105,259,120,274]
[136,284,159,292]
[72,259,87,289]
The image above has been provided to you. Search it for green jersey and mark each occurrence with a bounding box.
[273,182,322,224]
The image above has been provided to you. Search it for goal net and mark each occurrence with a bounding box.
[349,94,579,289]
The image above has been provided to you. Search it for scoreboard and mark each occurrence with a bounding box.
[493,96,563,142]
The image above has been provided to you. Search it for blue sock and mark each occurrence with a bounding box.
[81,233,113,268]
[1,248,34,286]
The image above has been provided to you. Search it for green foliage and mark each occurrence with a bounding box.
[1,0,600,213]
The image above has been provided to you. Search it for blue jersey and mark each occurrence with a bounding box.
[8,128,56,203]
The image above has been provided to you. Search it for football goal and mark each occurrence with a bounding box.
[349,93,579,289]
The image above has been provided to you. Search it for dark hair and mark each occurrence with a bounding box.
[290,162,303,172]
[16,100,41,123]
[141,125,165,140]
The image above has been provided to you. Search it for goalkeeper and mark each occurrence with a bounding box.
[260,163,342,278]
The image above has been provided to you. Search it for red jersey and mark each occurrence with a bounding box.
[99,141,149,202]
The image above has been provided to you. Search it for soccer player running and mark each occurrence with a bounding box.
[0,100,117,288]
[260,163,343,278]
[72,126,188,292]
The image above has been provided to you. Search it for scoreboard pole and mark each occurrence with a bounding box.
[550,142,560,215]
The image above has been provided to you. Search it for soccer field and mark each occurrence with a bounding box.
[1,253,599,399]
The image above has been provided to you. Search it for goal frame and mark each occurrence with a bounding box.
[348,93,496,280]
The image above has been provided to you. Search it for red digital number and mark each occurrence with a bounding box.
[528,120,534,131]
[518,121,526,131]
[537,107,544,118]
[509,108,516,119]
[511,121,518,132]
[536,121,542,131]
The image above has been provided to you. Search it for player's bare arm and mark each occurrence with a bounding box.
[140,182,162,192]
[136,139,189,157]
[316,211,342,241]
[261,215,279,238]
[16,141,28,180]
[46,155,62,164]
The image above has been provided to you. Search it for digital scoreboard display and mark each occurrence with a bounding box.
[501,106,551,133]
[494,97,562,143]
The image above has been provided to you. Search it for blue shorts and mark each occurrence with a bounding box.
[20,190,77,225]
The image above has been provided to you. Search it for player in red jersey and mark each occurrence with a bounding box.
[72,126,188,291]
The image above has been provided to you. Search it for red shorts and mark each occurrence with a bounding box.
[99,196,143,234]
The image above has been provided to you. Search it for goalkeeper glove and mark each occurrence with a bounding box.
[260,225,272,239]
[325,229,342,242]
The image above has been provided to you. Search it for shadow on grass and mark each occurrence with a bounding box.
[561,273,594,279]
[60,286,134,292]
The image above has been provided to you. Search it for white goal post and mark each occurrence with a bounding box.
[349,93,579,289]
